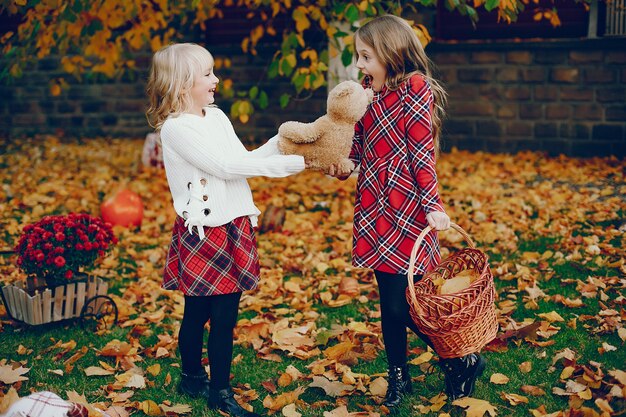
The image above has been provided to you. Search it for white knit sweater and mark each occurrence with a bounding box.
[160,107,305,239]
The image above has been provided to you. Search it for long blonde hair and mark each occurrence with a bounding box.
[355,15,447,152]
[146,43,214,130]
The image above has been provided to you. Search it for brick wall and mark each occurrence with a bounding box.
[428,38,626,157]
[1,38,625,157]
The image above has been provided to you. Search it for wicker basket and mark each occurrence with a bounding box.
[406,223,498,359]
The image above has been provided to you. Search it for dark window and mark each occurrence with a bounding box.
[436,0,590,40]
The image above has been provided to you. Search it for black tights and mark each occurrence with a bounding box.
[178,292,242,390]
[375,270,435,367]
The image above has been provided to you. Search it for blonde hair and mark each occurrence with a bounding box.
[355,15,447,152]
[146,43,214,130]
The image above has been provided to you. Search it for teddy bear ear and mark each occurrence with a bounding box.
[334,85,352,97]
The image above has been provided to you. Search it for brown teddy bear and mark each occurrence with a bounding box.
[277,80,373,173]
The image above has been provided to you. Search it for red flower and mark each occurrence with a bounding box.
[53,256,66,268]
[15,213,116,284]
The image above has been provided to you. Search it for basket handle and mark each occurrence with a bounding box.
[406,222,475,308]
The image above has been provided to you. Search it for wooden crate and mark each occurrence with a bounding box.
[0,276,108,325]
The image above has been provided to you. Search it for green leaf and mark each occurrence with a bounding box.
[281,58,295,77]
[466,6,478,20]
[293,73,306,93]
[344,4,359,23]
[268,60,279,79]
[258,91,268,109]
[249,86,258,99]
[485,0,500,12]
[279,94,290,108]
[341,47,353,67]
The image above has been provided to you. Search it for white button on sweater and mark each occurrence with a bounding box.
[160,107,305,239]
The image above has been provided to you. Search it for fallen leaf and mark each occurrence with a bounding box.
[490,373,509,384]
[0,365,29,384]
[521,385,546,396]
[85,366,115,376]
[140,399,163,416]
[0,387,20,413]
[104,405,130,417]
[501,392,528,405]
[160,403,192,414]
[368,377,387,397]
[309,376,354,397]
[518,362,532,373]
[452,397,498,417]
[282,403,302,417]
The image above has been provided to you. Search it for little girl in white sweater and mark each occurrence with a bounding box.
[147,43,305,417]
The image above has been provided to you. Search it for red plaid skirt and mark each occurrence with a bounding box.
[162,216,260,296]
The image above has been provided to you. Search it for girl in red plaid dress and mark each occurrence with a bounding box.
[147,43,305,417]
[330,15,485,408]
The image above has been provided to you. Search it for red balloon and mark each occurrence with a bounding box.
[100,189,144,227]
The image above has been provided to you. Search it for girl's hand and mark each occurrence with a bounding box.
[426,211,450,231]
[327,163,352,180]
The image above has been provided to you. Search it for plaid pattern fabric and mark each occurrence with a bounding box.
[4,391,88,417]
[349,74,445,275]
[162,216,260,296]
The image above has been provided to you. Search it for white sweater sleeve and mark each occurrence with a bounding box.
[161,118,304,180]
[248,135,281,158]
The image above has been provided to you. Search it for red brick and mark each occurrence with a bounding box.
[560,87,594,101]
[521,68,546,83]
[584,69,616,83]
[504,86,531,100]
[496,68,520,82]
[471,52,501,64]
[606,51,626,64]
[497,104,517,119]
[506,122,533,136]
[534,86,558,101]
[573,104,603,120]
[449,101,495,117]
[435,53,469,65]
[550,68,580,83]
[546,104,571,119]
[506,51,532,65]
[569,51,603,64]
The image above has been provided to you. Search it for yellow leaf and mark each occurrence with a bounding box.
[490,373,509,384]
[309,375,354,397]
[560,366,575,380]
[409,351,434,365]
[282,403,302,417]
[141,400,163,416]
[518,362,532,373]
[0,365,29,384]
[538,311,564,323]
[160,403,193,414]
[85,366,115,376]
[50,83,62,96]
[147,364,161,376]
[369,376,387,397]
[292,7,310,33]
[0,387,20,414]
[452,397,498,417]
[501,392,529,405]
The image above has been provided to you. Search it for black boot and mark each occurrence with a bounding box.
[208,387,261,417]
[440,353,486,400]
[383,364,413,409]
[177,371,211,398]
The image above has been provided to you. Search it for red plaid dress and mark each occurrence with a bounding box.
[350,74,445,275]
[162,216,260,296]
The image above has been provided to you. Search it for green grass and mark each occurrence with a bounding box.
[1,140,625,416]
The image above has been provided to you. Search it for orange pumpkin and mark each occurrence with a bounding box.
[100,189,144,227]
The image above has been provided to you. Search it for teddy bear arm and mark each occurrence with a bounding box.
[279,120,322,144]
